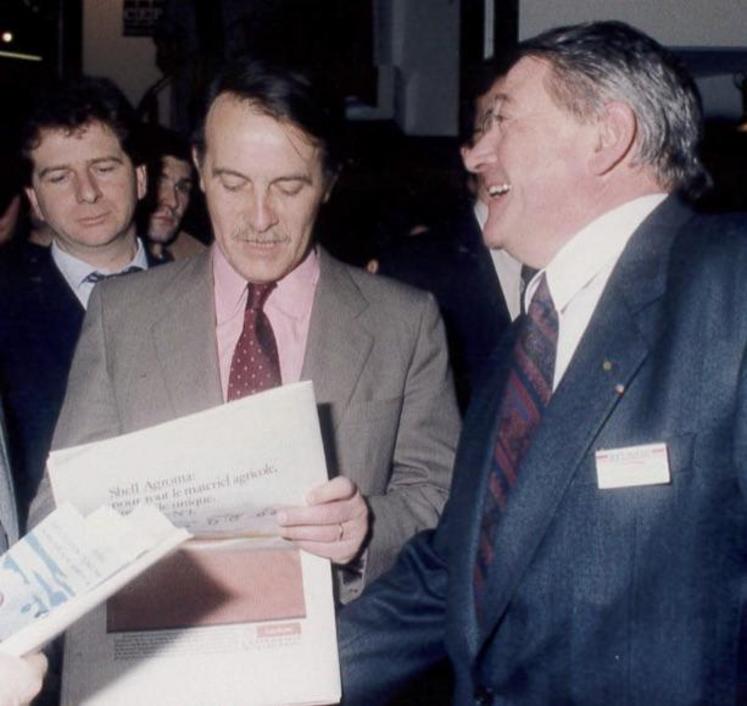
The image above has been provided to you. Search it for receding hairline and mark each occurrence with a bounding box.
[198,91,326,161]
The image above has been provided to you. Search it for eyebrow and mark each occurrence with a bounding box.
[37,155,124,179]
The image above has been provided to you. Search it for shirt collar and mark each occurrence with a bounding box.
[51,237,148,288]
[212,243,320,324]
[473,199,488,230]
[525,193,668,313]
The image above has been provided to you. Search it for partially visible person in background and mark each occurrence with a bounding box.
[136,123,207,262]
[371,60,521,412]
[0,76,153,527]
[0,143,24,251]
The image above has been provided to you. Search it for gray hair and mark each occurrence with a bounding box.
[519,21,709,198]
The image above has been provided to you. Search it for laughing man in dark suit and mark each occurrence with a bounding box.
[339,21,747,706]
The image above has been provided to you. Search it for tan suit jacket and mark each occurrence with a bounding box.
[31,248,460,602]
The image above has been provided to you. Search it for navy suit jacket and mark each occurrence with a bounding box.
[340,196,747,706]
[0,244,85,523]
[377,205,511,411]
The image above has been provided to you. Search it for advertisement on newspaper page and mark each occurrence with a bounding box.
[48,382,340,706]
[0,504,189,657]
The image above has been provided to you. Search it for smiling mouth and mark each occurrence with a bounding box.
[488,183,512,198]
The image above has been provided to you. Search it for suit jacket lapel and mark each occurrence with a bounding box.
[301,249,373,426]
[472,196,694,649]
[151,251,223,417]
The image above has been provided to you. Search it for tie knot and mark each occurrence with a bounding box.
[520,265,538,292]
[246,282,276,311]
[83,265,143,284]
[527,273,555,321]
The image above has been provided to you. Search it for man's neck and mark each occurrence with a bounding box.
[55,229,139,272]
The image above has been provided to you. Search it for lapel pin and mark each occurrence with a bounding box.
[602,360,613,372]
[614,383,625,396]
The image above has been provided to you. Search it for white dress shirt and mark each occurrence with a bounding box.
[522,193,668,391]
[475,200,524,321]
[51,238,149,309]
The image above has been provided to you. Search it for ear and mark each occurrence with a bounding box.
[192,146,206,192]
[588,101,637,176]
[459,145,471,169]
[24,186,45,222]
[135,164,147,200]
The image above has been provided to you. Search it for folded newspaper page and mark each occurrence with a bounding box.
[48,381,341,706]
[0,503,190,657]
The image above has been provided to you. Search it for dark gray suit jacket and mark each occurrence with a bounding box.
[31,248,460,602]
[339,197,747,705]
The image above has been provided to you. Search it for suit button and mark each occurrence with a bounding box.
[474,685,494,705]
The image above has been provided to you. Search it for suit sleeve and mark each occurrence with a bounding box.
[28,287,122,527]
[339,527,450,704]
[363,295,460,583]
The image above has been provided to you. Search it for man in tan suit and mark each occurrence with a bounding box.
[31,59,459,603]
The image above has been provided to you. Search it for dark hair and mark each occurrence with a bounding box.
[133,123,195,236]
[460,56,516,146]
[0,145,23,214]
[134,123,192,164]
[194,58,343,178]
[21,76,140,184]
[517,21,709,198]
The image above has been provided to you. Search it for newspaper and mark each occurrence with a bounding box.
[48,381,341,706]
[0,503,190,657]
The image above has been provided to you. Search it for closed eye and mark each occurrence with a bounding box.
[91,159,122,175]
[42,170,69,184]
[274,179,305,196]
[217,173,248,191]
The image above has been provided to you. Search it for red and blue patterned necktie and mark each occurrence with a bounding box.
[474,273,558,611]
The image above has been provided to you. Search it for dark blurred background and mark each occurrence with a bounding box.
[1,0,746,265]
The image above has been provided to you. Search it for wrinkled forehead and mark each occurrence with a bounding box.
[203,93,326,168]
[205,93,313,144]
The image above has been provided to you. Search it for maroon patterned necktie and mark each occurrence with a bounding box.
[227,282,282,401]
[474,273,558,612]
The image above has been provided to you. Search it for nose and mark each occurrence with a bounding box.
[248,191,279,232]
[461,128,498,176]
[74,169,102,204]
[158,180,178,210]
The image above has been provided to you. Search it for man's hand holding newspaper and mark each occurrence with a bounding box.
[278,476,369,564]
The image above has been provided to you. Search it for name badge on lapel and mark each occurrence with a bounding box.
[595,442,671,489]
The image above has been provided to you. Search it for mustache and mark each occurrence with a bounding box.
[229,226,290,244]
